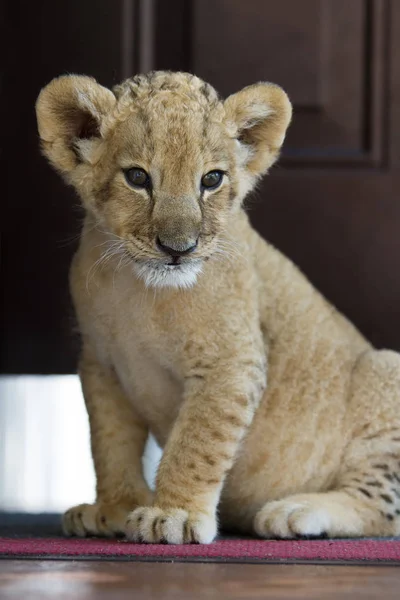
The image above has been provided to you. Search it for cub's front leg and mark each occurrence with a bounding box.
[63,346,153,537]
[126,336,267,544]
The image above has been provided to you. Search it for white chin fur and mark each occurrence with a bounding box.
[133,261,202,289]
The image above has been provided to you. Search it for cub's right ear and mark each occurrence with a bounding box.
[35,75,116,175]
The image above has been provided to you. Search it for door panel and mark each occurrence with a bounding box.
[193,0,387,167]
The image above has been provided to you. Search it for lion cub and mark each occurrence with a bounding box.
[36,71,400,543]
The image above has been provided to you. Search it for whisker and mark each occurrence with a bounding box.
[113,251,132,288]
[211,247,238,265]
[95,227,126,243]
[86,240,126,294]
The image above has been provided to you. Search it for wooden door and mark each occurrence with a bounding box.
[2,0,400,373]
[155,0,400,350]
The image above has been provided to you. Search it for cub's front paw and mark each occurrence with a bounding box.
[125,506,217,544]
[63,502,133,538]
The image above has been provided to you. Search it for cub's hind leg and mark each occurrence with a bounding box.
[254,457,400,540]
[255,350,400,539]
[63,346,153,538]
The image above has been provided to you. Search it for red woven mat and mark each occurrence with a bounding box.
[1,537,400,563]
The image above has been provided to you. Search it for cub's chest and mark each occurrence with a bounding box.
[113,337,184,444]
[73,254,201,436]
[83,279,185,440]
[81,266,181,354]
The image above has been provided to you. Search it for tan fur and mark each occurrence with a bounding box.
[36,71,400,543]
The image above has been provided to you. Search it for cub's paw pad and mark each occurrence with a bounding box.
[295,532,328,540]
[254,499,331,539]
[125,506,216,544]
[62,503,131,538]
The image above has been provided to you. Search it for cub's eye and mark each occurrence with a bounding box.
[201,170,224,190]
[124,167,150,188]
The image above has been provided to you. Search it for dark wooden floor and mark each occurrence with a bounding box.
[0,560,400,599]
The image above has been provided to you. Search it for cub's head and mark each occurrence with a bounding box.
[36,71,291,288]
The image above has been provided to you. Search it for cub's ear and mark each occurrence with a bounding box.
[35,75,116,175]
[224,82,292,177]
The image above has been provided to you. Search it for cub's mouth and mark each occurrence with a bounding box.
[167,256,182,266]
[133,256,203,289]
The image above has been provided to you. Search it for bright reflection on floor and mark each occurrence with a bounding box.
[0,376,161,513]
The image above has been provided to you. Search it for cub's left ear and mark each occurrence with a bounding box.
[36,75,116,176]
[224,82,292,177]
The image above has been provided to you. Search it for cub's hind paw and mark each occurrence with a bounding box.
[254,498,331,539]
[253,492,371,539]
[125,506,217,544]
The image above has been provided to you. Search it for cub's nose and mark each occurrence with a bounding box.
[156,237,198,257]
